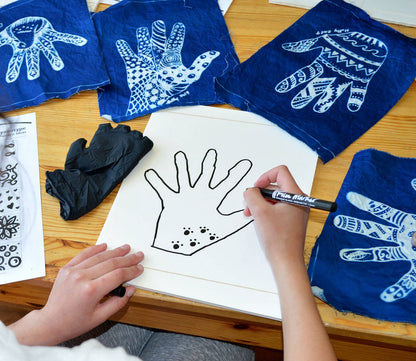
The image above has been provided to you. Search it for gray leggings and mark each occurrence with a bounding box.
[62,321,254,361]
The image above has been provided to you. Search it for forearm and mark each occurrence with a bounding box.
[271,257,337,361]
[9,309,63,346]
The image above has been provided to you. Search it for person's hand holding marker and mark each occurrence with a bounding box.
[243,165,337,361]
[243,165,310,264]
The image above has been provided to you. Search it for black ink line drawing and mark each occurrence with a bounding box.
[0,163,17,186]
[145,149,253,256]
[0,242,22,270]
[0,139,22,272]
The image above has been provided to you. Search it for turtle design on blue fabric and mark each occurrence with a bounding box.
[275,31,388,113]
[116,20,220,116]
[0,16,87,83]
[335,179,416,302]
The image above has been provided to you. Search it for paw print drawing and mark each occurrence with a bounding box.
[275,31,387,113]
[116,20,220,116]
[335,180,416,302]
[0,17,87,83]
[145,149,253,255]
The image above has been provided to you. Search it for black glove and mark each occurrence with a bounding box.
[45,123,153,220]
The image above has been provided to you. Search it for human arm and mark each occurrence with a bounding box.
[243,165,337,361]
[8,243,144,346]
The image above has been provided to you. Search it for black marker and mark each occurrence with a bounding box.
[258,188,337,212]
[109,284,126,297]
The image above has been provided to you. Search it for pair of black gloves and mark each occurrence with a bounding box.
[46,123,153,220]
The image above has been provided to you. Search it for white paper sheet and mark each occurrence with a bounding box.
[99,0,234,15]
[269,0,416,27]
[98,106,317,320]
[0,113,45,285]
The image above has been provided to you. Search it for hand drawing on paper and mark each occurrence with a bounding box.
[275,31,387,113]
[0,16,87,83]
[335,181,416,302]
[144,149,253,256]
[117,20,220,116]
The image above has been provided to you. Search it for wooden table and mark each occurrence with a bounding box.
[1,1,416,360]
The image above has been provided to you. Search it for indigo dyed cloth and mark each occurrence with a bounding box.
[93,0,239,122]
[308,149,416,323]
[0,0,109,112]
[215,0,416,163]
[46,123,153,220]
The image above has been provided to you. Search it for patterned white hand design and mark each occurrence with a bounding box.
[335,180,416,302]
[0,17,87,83]
[116,20,220,116]
[144,149,252,256]
[275,31,387,113]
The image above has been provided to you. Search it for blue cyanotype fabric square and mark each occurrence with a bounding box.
[93,0,239,122]
[0,0,110,112]
[215,0,416,163]
[308,149,416,323]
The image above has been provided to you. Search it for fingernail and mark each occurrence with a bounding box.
[126,287,136,297]
[137,264,144,272]
[121,244,130,250]
[136,251,144,258]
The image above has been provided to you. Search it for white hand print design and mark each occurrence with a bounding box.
[116,20,220,116]
[144,149,253,256]
[0,17,87,83]
[275,31,388,113]
[335,179,416,302]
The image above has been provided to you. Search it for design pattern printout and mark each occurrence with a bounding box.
[0,113,44,285]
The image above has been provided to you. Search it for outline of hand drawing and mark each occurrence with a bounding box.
[0,16,87,83]
[334,180,416,302]
[275,31,388,113]
[144,149,253,256]
[116,20,220,116]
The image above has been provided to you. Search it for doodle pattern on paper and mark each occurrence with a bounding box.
[145,149,253,256]
[0,16,87,83]
[275,31,388,113]
[335,179,416,302]
[117,20,220,116]
[0,142,22,271]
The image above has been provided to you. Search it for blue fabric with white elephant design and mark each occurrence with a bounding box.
[0,0,109,112]
[308,149,416,323]
[215,0,416,163]
[93,0,239,122]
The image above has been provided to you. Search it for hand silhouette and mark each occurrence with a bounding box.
[275,31,387,113]
[116,20,220,116]
[144,149,253,256]
[0,16,87,83]
[335,180,416,302]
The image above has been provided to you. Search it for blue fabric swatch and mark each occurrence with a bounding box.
[215,0,416,163]
[0,0,109,112]
[308,149,416,323]
[93,0,239,122]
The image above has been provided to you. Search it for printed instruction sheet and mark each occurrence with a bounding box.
[0,113,45,285]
